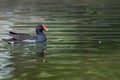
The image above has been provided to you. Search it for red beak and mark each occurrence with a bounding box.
[42,24,48,31]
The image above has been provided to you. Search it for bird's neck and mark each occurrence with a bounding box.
[36,30,43,35]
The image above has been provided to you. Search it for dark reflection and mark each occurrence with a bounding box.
[9,42,47,63]
[35,42,47,63]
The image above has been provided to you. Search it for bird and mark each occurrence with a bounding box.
[2,24,48,44]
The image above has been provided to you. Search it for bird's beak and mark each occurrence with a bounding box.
[42,24,48,31]
[45,28,48,31]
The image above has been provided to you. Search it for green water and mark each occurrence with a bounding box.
[0,0,120,80]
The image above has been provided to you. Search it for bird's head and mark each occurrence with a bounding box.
[36,24,48,34]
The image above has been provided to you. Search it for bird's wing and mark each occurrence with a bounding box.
[9,31,35,41]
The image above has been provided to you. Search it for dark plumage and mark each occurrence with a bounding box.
[2,24,48,44]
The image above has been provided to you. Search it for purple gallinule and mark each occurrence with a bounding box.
[2,24,48,44]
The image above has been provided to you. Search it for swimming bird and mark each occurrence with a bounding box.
[2,24,48,44]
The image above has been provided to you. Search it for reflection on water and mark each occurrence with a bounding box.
[0,0,120,80]
[0,42,47,80]
[34,42,47,63]
[11,42,47,62]
[0,53,14,79]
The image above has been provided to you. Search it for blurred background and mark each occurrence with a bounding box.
[0,0,120,80]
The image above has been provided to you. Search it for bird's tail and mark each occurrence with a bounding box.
[9,31,17,35]
[2,38,16,44]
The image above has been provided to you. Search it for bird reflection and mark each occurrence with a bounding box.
[35,42,47,63]
[7,42,47,63]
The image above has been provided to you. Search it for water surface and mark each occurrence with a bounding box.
[0,0,120,80]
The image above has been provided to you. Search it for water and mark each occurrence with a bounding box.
[0,0,120,80]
